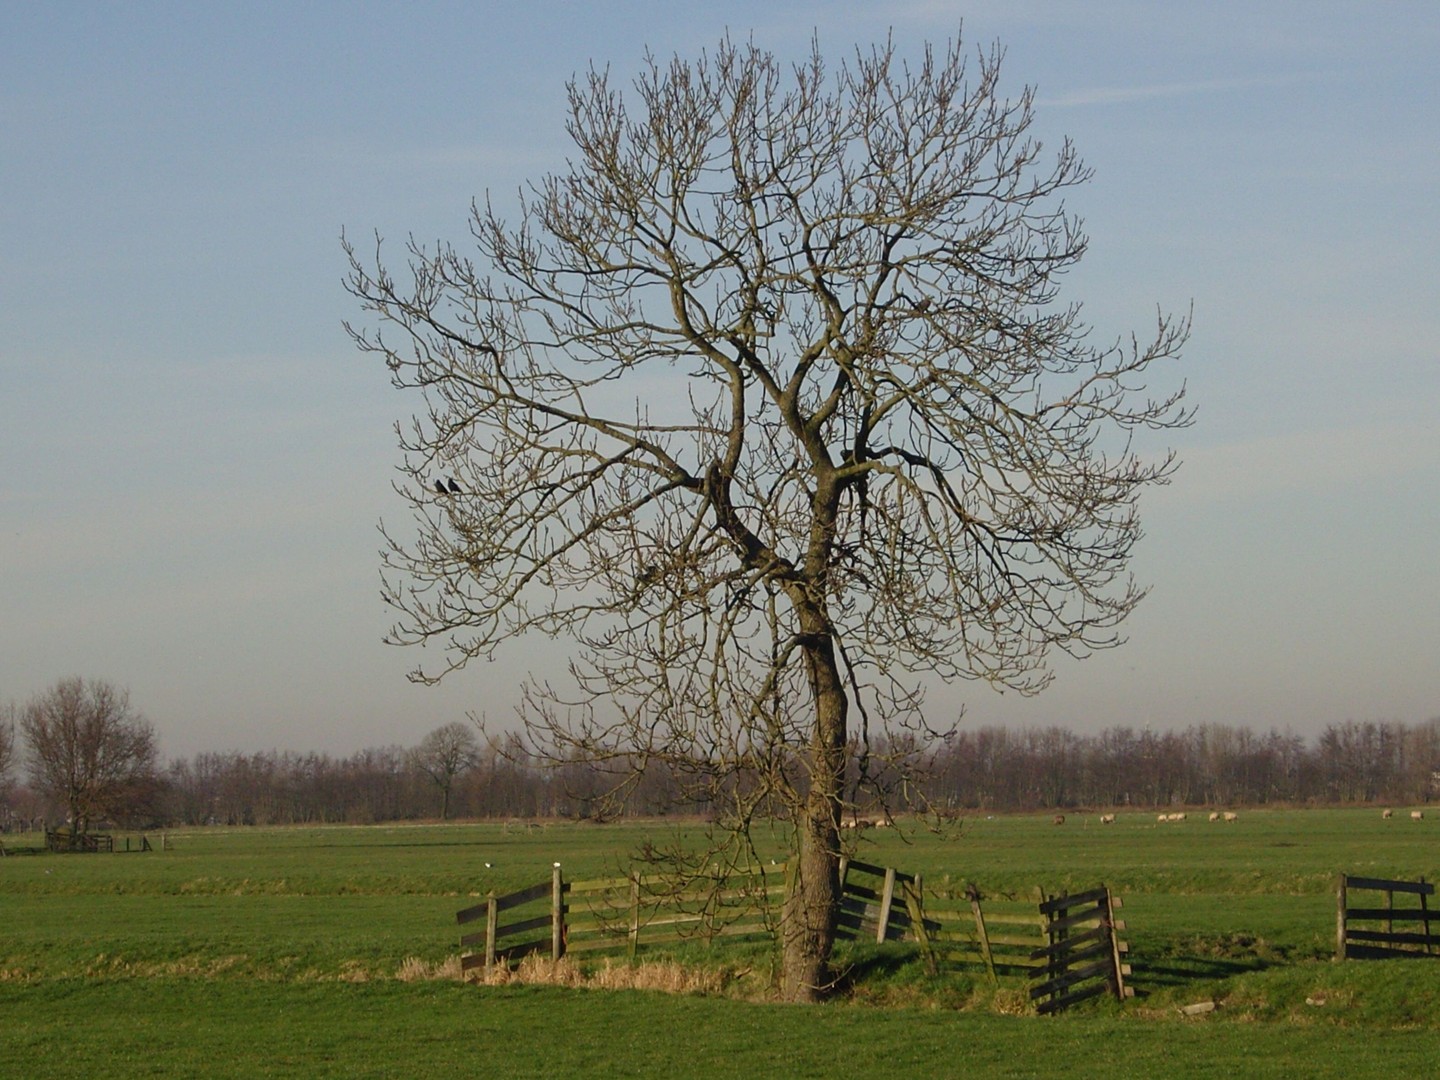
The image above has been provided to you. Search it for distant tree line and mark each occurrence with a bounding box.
[923,720,1440,812]
[154,730,696,826]
[130,717,1440,825]
[4,681,1439,830]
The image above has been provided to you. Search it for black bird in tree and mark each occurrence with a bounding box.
[446,478,462,495]
[434,479,448,496]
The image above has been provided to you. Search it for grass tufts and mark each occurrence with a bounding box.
[470,954,732,996]
[395,954,463,982]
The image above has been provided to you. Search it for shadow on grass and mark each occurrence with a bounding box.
[1131,956,1275,996]
[832,948,918,992]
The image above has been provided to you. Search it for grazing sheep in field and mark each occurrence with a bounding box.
[1209,812,1221,822]
[1223,812,1239,823]
[1412,811,1425,821]
[1383,809,1394,819]
[1157,813,1167,823]
[840,815,875,830]
[1053,814,1066,826]
[1100,814,1116,825]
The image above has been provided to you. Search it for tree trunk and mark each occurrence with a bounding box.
[70,797,85,850]
[780,630,847,1002]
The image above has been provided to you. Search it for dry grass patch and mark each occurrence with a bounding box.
[461,954,735,996]
[395,955,464,982]
[587,958,728,995]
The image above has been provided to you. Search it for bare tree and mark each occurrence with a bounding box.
[345,32,1189,1001]
[409,722,480,819]
[0,701,16,805]
[21,677,159,844]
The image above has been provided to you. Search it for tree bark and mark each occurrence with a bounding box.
[780,626,847,1002]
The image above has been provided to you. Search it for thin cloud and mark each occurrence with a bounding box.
[1040,72,1313,109]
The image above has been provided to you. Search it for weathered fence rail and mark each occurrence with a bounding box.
[1029,885,1132,1015]
[458,863,785,975]
[921,885,1048,984]
[1336,874,1438,959]
[565,863,785,957]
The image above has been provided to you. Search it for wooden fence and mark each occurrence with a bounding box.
[833,858,928,946]
[457,863,785,976]
[45,830,113,853]
[458,860,1133,1013]
[921,885,1048,984]
[1336,874,1439,960]
[1029,886,1132,1015]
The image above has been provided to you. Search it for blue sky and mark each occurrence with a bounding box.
[3,2,1436,757]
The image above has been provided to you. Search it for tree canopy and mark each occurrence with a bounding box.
[409,721,481,819]
[21,677,158,840]
[346,32,1189,999]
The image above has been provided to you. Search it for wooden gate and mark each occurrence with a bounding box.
[1336,874,1438,959]
[1029,885,1132,1014]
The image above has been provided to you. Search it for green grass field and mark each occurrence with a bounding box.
[3,809,1440,1077]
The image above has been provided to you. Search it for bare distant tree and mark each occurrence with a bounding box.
[21,677,158,843]
[409,722,480,819]
[0,701,16,803]
[346,32,1189,1000]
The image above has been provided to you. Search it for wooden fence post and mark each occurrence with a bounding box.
[967,884,998,987]
[1336,874,1348,961]
[1423,878,1433,956]
[552,865,565,960]
[876,867,898,944]
[1046,888,1065,990]
[628,875,641,959]
[905,874,938,976]
[484,891,499,974]
[1103,887,1133,1000]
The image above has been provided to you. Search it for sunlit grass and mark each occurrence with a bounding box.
[4,980,1440,1079]
[4,809,1440,1076]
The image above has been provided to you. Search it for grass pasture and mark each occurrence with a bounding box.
[3,809,1440,1077]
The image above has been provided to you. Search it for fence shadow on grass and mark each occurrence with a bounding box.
[1129,955,1273,996]
[830,942,923,993]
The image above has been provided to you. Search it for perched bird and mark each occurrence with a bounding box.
[434,479,448,495]
[446,477,462,495]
